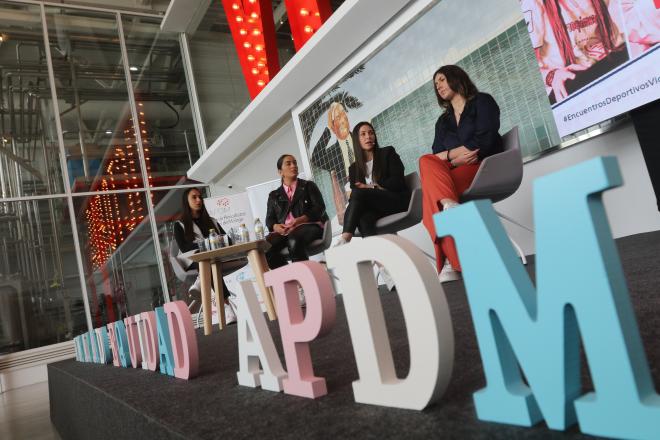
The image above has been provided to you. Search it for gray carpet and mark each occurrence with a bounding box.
[49,231,660,440]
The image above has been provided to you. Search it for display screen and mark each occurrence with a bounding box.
[520,0,660,136]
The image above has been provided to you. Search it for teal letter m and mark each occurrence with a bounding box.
[435,157,660,439]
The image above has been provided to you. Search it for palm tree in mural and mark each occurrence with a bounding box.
[300,65,365,147]
[299,65,365,223]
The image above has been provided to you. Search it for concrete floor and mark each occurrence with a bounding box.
[0,382,60,440]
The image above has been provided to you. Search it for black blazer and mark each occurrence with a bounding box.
[348,146,409,193]
[265,178,329,231]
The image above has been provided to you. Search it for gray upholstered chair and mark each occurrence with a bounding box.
[459,126,529,263]
[169,239,198,283]
[353,171,423,236]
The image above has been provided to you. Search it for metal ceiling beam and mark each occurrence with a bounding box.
[160,0,211,33]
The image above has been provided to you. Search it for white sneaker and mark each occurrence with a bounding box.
[188,276,201,297]
[379,267,395,291]
[332,236,349,247]
[438,261,462,283]
[224,301,237,325]
[298,286,306,307]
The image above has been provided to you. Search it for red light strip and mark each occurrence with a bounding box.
[284,0,331,51]
[221,0,281,99]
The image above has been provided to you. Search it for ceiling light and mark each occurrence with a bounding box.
[129,66,139,72]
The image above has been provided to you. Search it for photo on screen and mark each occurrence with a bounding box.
[520,0,660,136]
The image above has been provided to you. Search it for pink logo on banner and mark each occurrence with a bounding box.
[265,261,336,398]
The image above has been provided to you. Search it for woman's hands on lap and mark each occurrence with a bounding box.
[355,182,382,190]
[273,224,288,234]
[451,147,479,166]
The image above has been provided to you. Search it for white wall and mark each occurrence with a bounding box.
[213,118,660,258]
[209,120,298,197]
[496,122,660,255]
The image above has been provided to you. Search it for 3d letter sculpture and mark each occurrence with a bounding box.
[94,326,112,364]
[265,261,336,398]
[155,306,174,376]
[236,281,287,391]
[114,320,131,368]
[326,235,454,410]
[124,315,142,369]
[137,311,159,371]
[106,321,121,367]
[164,301,199,380]
[435,156,660,439]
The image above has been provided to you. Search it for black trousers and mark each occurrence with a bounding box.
[343,188,410,237]
[265,224,323,269]
[187,262,230,299]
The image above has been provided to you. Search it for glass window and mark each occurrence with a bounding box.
[44,7,145,194]
[121,15,200,187]
[0,198,86,354]
[73,191,163,327]
[0,2,66,197]
[187,2,296,146]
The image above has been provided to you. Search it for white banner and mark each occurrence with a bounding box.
[205,192,255,240]
[552,51,660,136]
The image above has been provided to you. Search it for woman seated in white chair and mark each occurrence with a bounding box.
[174,187,237,323]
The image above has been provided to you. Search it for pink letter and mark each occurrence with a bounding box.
[264,261,336,398]
[164,301,199,380]
[106,322,121,367]
[138,311,159,371]
[124,315,142,369]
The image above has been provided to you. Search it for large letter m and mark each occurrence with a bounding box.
[435,157,660,439]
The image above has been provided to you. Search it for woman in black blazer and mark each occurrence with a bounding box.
[265,154,329,269]
[174,187,236,323]
[335,121,411,245]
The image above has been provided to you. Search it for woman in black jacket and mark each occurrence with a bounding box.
[335,121,411,245]
[265,154,329,269]
[174,187,236,323]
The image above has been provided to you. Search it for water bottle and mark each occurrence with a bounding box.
[239,223,250,242]
[208,229,219,250]
[254,218,264,240]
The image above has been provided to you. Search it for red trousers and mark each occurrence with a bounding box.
[419,154,480,273]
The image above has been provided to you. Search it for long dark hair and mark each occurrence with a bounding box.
[432,65,478,113]
[276,154,297,184]
[180,187,217,242]
[351,121,381,184]
[544,0,614,66]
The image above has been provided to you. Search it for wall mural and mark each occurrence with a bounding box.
[294,0,561,222]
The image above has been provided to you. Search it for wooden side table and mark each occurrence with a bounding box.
[188,240,277,335]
